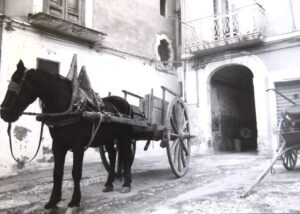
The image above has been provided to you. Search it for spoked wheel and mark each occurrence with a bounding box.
[165,97,191,178]
[99,141,136,177]
[277,116,298,170]
[282,149,298,170]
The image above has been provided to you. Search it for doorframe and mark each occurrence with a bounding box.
[203,55,271,156]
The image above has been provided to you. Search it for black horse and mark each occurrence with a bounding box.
[0,60,134,209]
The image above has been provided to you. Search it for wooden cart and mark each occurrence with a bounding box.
[83,86,192,178]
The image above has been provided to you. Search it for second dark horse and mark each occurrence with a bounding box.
[0,60,134,209]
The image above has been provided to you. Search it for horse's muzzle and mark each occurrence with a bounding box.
[0,107,20,122]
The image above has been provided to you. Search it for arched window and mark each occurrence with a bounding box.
[154,34,174,68]
[158,39,170,65]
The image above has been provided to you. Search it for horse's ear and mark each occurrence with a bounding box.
[17,60,25,70]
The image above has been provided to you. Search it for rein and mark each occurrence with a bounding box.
[2,108,82,167]
[7,121,44,167]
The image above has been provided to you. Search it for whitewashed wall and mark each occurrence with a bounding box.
[0,26,181,177]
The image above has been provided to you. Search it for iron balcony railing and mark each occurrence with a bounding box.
[183,3,266,54]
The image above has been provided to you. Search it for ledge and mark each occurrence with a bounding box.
[28,13,106,45]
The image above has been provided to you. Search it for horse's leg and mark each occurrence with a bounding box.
[45,144,67,209]
[103,142,116,192]
[68,147,84,207]
[119,134,133,193]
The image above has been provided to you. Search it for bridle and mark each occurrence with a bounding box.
[7,69,37,99]
[7,69,28,94]
[3,68,44,167]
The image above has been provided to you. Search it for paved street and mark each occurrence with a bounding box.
[1,151,300,213]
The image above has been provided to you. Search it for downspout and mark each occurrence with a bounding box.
[183,58,187,102]
[289,0,296,31]
[196,68,199,107]
[181,0,187,103]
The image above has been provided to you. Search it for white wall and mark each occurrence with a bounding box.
[0,26,181,177]
[182,0,299,40]
[262,0,295,35]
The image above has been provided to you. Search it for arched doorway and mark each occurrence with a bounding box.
[210,65,257,152]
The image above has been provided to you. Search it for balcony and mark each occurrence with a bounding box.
[28,13,106,45]
[183,3,266,56]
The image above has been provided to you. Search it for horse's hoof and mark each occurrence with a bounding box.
[44,202,58,210]
[120,186,131,193]
[68,200,80,208]
[102,186,113,192]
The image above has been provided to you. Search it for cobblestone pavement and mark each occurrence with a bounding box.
[1,152,300,213]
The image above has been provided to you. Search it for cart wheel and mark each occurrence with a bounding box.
[282,149,298,170]
[100,141,136,177]
[165,97,191,178]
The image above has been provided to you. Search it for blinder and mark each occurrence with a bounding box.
[7,69,29,95]
[7,81,22,94]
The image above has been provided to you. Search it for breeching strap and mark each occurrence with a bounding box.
[7,121,44,166]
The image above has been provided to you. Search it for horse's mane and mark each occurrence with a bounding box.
[29,68,72,87]
[28,68,73,113]
[35,68,69,80]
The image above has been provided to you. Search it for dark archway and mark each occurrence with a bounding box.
[210,65,257,152]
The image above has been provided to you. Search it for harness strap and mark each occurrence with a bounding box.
[84,91,103,151]
[7,122,44,166]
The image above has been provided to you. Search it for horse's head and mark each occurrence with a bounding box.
[0,60,37,122]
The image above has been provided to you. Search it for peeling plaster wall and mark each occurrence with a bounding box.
[93,0,176,60]
[0,25,181,177]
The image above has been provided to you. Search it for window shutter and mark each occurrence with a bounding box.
[67,0,79,22]
[49,0,64,18]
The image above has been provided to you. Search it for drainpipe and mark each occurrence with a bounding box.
[289,0,296,31]
[196,68,199,107]
[183,59,187,102]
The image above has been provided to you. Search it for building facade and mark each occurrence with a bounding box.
[1,0,299,177]
[180,0,300,156]
[0,0,182,176]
